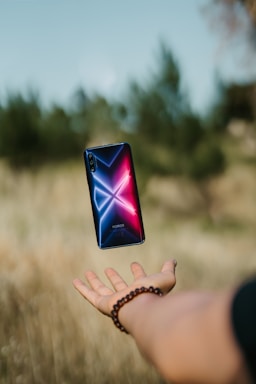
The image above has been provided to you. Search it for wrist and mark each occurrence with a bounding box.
[111,286,163,334]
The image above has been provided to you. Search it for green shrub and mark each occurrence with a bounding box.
[0,94,42,167]
[188,142,226,180]
[40,106,82,161]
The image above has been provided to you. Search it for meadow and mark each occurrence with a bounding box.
[0,146,256,383]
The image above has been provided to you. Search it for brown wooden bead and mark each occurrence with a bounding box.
[111,286,163,334]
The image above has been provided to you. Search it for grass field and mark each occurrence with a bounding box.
[0,153,256,383]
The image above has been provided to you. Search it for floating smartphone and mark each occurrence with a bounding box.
[84,142,145,249]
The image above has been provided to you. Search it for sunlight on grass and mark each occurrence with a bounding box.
[0,160,255,383]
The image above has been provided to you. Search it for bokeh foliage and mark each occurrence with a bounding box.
[0,43,255,181]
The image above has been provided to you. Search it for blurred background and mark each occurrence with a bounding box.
[0,1,256,383]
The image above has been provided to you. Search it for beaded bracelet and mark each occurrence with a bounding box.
[110,286,163,333]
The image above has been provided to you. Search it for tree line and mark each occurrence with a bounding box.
[0,44,255,182]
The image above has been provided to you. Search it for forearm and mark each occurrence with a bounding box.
[73,259,250,383]
[118,290,213,357]
[118,290,247,384]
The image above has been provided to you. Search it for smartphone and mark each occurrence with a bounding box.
[84,142,145,249]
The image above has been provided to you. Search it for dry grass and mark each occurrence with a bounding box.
[0,158,256,384]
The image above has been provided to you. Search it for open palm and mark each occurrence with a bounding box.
[73,259,177,316]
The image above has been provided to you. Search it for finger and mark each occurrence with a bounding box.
[85,270,113,295]
[73,278,100,306]
[105,268,128,291]
[130,262,147,280]
[73,278,110,315]
[161,259,177,274]
[160,259,177,293]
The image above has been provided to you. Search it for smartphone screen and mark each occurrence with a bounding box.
[84,142,145,249]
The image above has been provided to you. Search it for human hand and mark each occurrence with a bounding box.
[73,259,177,317]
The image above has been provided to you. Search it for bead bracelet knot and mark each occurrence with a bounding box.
[111,286,163,333]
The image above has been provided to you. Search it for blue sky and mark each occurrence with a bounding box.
[0,0,255,113]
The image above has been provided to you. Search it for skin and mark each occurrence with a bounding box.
[73,259,251,384]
